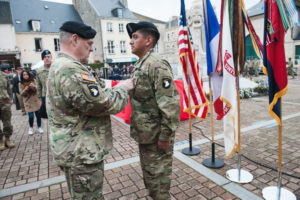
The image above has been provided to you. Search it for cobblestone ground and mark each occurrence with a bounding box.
[0,76,299,199]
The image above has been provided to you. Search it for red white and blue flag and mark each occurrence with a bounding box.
[203,0,224,120]
[178,0,208,120]
[263,0,288,125]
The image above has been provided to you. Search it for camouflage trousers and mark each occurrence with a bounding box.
[0,104,13,138]
[61,161,104,200]
[139,140,174,200]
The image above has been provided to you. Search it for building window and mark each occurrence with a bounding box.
[23,63,32,68]
[54,38,60,51]
[107,40,114,54]
[120,41,126,53]
[107,22,113,32]
[34,38,42,52]
[31,20,40,32]
[117,8,123,18]
[119,23,124,32]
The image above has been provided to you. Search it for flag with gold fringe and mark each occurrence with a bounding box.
[263,0,288,125]
[219,0,239,159]
[178,0,208,120]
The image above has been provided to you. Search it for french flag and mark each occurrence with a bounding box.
[203,0,224,120]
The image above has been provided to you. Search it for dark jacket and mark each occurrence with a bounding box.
[12,75,21,94]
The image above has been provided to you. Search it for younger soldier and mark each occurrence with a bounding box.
[36,49,52,121]
[0,70,15,150]
[47,21,134,200]
[126,21,181,200]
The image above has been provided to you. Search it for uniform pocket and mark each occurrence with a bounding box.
[133,72,154,102]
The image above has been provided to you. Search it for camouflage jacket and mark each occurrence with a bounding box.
[36,65,50,98]
[47,53,129,167]
[130,49,180,144]
[0,71,12,104]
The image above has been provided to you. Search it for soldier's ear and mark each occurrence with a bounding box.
[145,35,153,48]
[71,34,79,46]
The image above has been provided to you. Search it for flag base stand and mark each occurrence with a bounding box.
[182,147,200,155]
[182,133,200,155]
[262,186,296,200]
[203,158,224,168]
[226,169,253,183]
[202,143,224,168]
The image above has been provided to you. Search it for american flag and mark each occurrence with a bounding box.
[178,0,208,120]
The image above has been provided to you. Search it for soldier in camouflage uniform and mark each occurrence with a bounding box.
[126,21,181,200]
[47,21,134,200]
[36,49,52,99]
[0,71,15,150]
[36,50,52,121]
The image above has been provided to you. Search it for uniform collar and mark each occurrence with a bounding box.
[135,48,154,68]
[57,52,78,62]
[43,64,50,71]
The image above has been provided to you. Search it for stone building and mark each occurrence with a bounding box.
[73,0,168,67]
[0,0,82,69]
[162,0,208,79]
[0,0,20,70]
[73,0,136,67]
[246,0,300,63]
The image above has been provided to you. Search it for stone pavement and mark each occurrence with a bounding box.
[0,76,299,200]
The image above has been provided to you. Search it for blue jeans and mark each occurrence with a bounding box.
[28,111,41,128]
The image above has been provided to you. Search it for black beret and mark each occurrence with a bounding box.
[41,50,51,60]
[126,21,160,41]
[60,21,96,39]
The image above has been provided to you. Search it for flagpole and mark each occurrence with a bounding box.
[202,76,224,168]
[182,54,200,156]
[277,98,282,199]
[202,0,224,169]
[237,77,242,181]
[262,98,296,200]
[226,0,253,183]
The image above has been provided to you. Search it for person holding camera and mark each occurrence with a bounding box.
[19,70,42,135]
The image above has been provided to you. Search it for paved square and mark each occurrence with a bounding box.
[0,77,299,199]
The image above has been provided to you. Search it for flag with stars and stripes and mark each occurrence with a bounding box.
[178,0,208,120]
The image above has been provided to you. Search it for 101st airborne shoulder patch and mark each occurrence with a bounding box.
[162,78,171,89]
[81,73,96,82]
[87,83,99,97]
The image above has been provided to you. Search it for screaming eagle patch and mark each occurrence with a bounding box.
[87,84,99,97]
[162,78,171,89]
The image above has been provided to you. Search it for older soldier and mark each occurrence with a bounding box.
[0,70,15,150]
[36,49,52,121]
[47,21,134,200]
[126,21,180,200]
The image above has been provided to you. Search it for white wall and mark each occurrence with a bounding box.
[101,18,138,62]
[16,33,59,65]
[0,24,17,51]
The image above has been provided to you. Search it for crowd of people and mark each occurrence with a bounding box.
[1,49,51,136]
[98,64,134,80]
[0,20,180,200]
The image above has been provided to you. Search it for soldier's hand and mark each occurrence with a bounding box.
[158,140,170,151]
[117,79,134,91]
